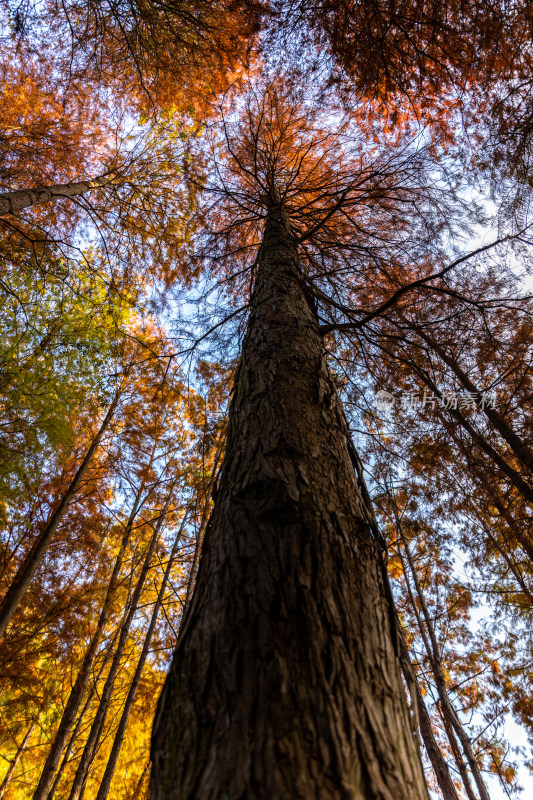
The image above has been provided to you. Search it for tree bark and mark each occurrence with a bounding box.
[95,517,187,800]
[46,635,120,800]
[33,479,148,800]
[182,443,222,619]
[396,522,491,800]
[0,389,121,639]
[417,330,533,474]
[0,174,118,217]
[150,195,429,800]
[396,624,460,800]
[67,487,175,800]
[0,719,37,800]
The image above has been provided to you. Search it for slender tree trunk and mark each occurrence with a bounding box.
[33,479,148,800]
[491,495,533,564]
[0,173,118,217]
[396,624,460,800]
[95,516,187,800]
[150,195,429,800]
[406,361,533,505]
[396,523,491,800]
[0,719,36,800]
[0,389,121,639]
[130,762,150,800]
[46,634,120,800]
[182,444,222,619]
[417,330,533,473]
[441,712,478,800]
[67,487,175,800]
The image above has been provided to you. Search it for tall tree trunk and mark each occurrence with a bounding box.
[441,712,479,800]
[0,389,121,639]
[150,194,429,800]
[33,478,149,800]
[396,624,460,800]
[0,719,37,800]
[417,330,533,473]
[46,635,120,800]
[396,521,491,800]
[0,173,118,217]
[400,357,533,505]
[130,762,150,800]
[67,487,175,800]
[182,443,222,619]
[95,516,187,800]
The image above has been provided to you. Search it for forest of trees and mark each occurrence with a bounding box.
[1,1,533,798]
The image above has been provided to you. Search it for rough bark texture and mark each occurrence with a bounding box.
[0,174,117,217]
[150,198,429,800]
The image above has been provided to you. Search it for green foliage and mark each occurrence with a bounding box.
[0,245,130,506]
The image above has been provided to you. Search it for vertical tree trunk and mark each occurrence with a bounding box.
[33,479,148,800]
[95,516,187,800]
[0,719,37,800]
[67,487,175,800]
[182,444,222,619]
[0,173,118,217]
[46,636,120,800]
[150,196,429,800]
[417,330,533,473]
[397,360,533,505]
[0,389,121,639]
[396,522,491,800]
[396,624,460,800]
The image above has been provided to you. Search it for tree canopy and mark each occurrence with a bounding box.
[1,1,533,799]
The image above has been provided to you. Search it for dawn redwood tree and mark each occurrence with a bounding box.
[151,187,429,800]
[8,0,263,117]
[0,386,122,639]
[32,472,152,800]
[0,173,122,217]
[68,485,175,800]
[149,85,446,799]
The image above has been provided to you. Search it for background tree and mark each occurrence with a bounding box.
[2,0,533,797]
